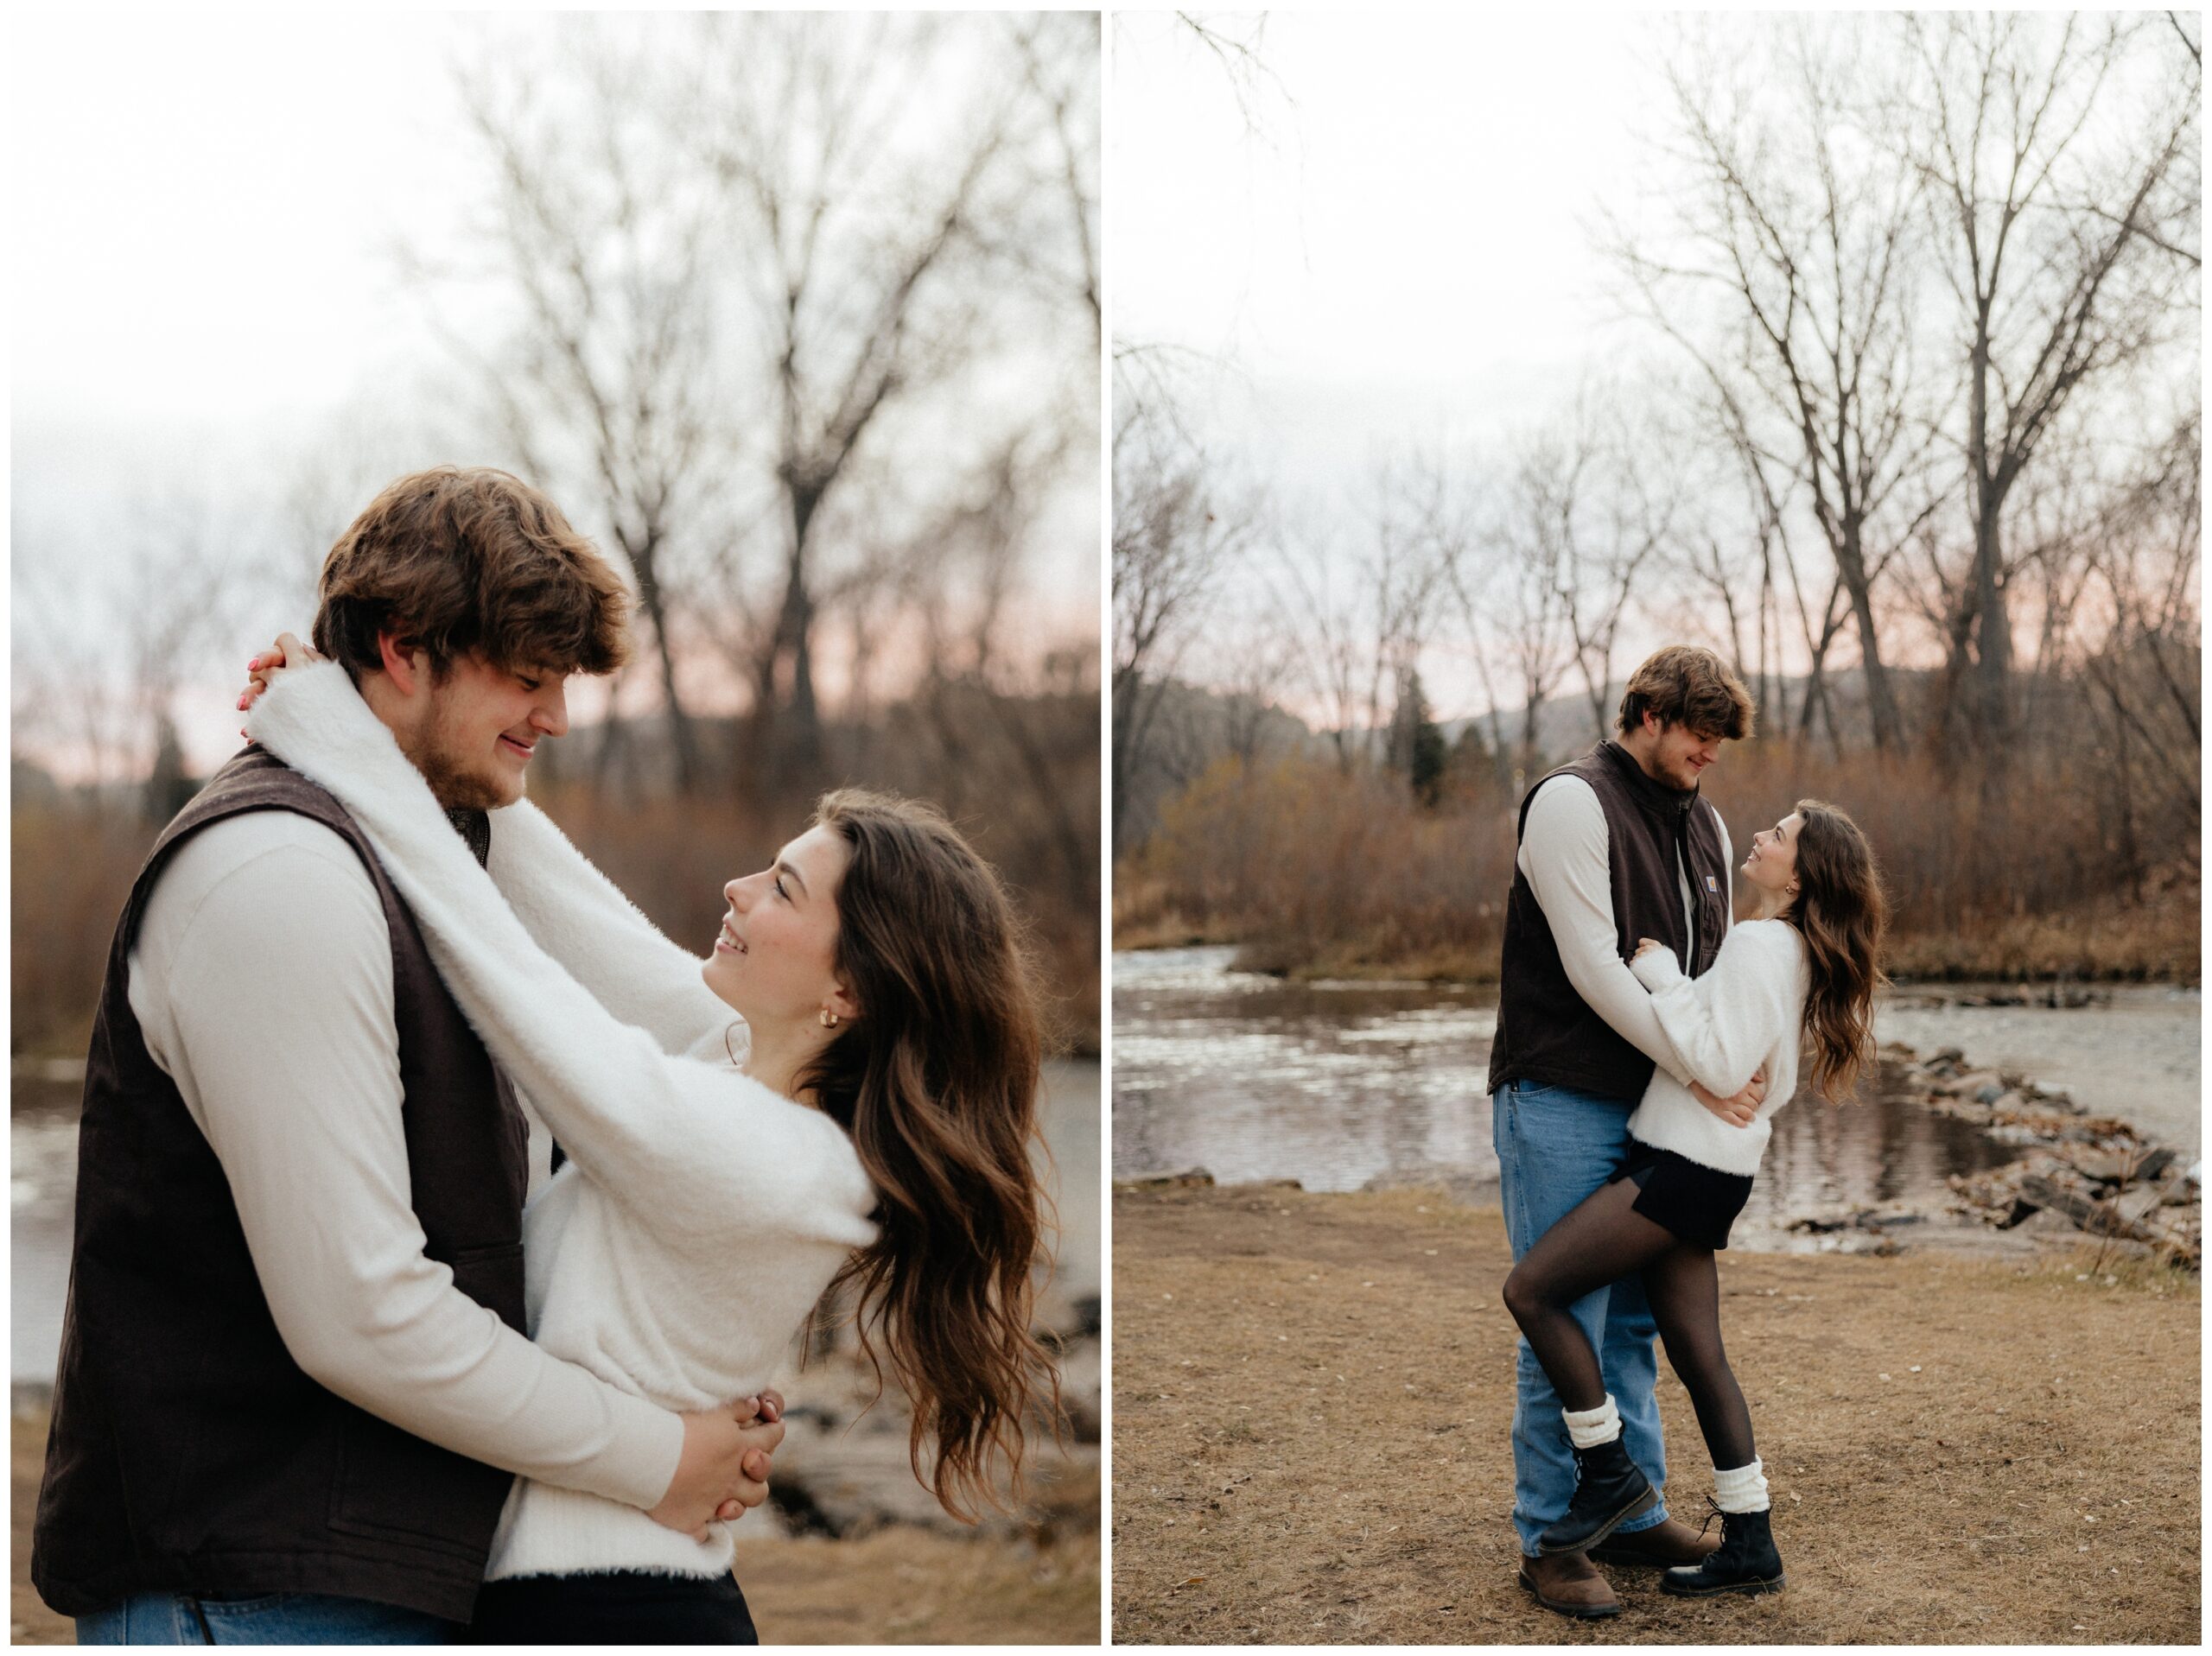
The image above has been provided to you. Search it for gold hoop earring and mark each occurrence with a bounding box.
[819,1009,839,1029]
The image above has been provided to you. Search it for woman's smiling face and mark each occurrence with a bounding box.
[702,824,855,1027]
[1742,811,1804,898]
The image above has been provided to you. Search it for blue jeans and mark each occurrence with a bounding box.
[75,1592,460,1644]
[1492,1076,1670,1555]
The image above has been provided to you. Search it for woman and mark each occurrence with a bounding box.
[241,638,1054,1642]
[1501,800,1885,1601]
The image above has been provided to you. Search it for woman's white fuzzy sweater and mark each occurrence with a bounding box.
[1624,917,1810,1177]
[249,663,878,1583]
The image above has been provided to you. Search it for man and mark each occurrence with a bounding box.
[35,467,782,1643]
[1488,644,1763,1620]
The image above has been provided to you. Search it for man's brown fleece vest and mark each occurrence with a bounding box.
[1488,739,1732,1103]
[32,748,530,1625]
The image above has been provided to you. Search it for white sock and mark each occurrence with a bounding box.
[1561,1395,1622,1450]
[1713,1458,1770,1513]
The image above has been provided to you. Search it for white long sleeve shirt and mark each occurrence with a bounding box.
[1514,774,1734,1092]
[248,661,879,1582]
[1624,918,1809,1176]
[127,800,683,1518]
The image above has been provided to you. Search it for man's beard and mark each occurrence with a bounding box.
[408,696,519,812]
[415,746,513,812]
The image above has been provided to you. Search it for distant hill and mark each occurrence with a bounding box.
[1112,678,1330,852]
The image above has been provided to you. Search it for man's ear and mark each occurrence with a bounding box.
[376,631,432,697]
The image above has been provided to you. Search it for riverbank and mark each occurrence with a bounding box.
[10,1408,1098,1645]
[1112,879,2202,987]
[1111,1181,2199,1645]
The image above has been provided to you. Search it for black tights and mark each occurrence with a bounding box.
[1501,1175,1757,1470]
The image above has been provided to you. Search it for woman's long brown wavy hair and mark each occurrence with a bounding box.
[1783,799,1889,1102]
[795,788,1058,1521]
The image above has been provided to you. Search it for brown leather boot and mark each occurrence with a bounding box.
[1516,1549,1621,1619]
[1589,1513,1723,1568]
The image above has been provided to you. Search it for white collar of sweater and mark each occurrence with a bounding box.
[243,661,553,974]
[247,659,454,816]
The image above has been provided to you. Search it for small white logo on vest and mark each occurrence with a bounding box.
[1705,874,1719,892]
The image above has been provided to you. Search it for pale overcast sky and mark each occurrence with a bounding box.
[1113,10,2195,726]
[10,13,485,770]
[12,12,1100,777]
[12,13,474,434]
[1114,10,1692,718]
[1116,10,1661,457]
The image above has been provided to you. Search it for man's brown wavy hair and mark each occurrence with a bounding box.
[313,467,631,682]
[1617,644,1756,742]
[798,789,1060,1522]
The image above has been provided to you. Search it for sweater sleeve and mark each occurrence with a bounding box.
[1627,922,1798,1098]
[1518,777,1697,1088]
[484,799,735,1059]
[128,815,683,1512]
[249,663,874,1250]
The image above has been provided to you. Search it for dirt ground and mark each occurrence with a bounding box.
[12,1413,1097,1646]
[1112,1181,2200,1646]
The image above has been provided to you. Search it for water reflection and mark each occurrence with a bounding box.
[1115,949,1497,1197]
[13,1079,79,1386]
[1112,947,2101,1253]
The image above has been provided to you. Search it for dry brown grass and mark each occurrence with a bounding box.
[12,1412,1097,1646]
[1112,1182,2200,1646]
[10,808,159,1057]
[729,1526,1100,1644]
[1117,746,2199,986]
[1881,886,2202,982]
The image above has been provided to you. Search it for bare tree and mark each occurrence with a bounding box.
[1262,466,1455,778]
[1901,11,2199,756]
[431,15,1098,793]
[1478,448,1582,779]
[13,502,252,798]
[1666,371,1809,731]
[1269,522,1370,773]
[1012,12,1103,348]
[440,26,733,790]
[1619,16,1945,751]
[690,12,1096,786]
[1112,410,1249,848]
[1211,611,1300,765]
[1356,463,1454,746]
[2075,403,2202,887]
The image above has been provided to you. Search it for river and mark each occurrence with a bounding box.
[1113,946,2200,1251]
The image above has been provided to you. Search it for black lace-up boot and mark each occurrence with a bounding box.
[1535,1437,1656,1556]
[1660,1504,1785,1596]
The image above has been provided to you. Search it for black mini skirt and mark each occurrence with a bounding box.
[1619,1137,1754,1252]
[468,1571,759,1645]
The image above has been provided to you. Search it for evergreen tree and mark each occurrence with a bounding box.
[1387,666,1447,809]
